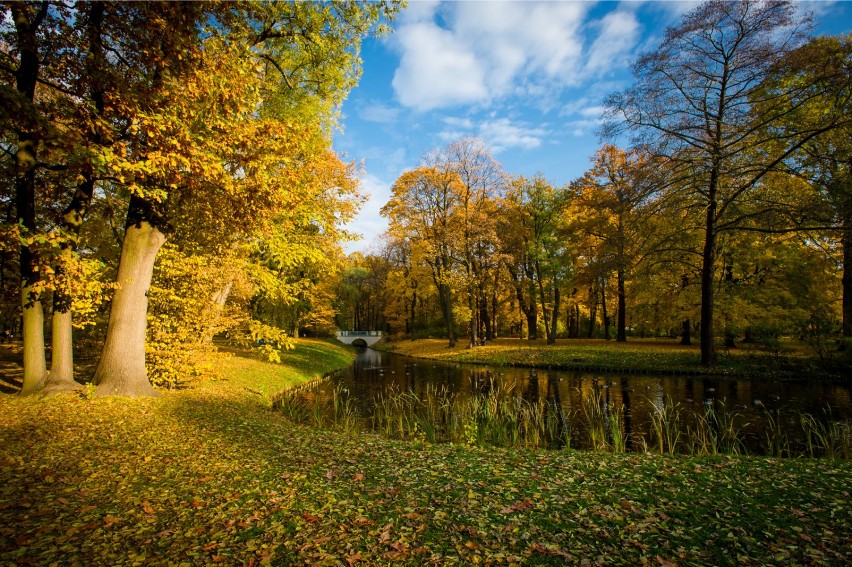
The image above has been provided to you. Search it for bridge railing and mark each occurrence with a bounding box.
[336,330,383,337]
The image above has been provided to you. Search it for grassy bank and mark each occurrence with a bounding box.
[2,339,850,565]
[378,337,849,379]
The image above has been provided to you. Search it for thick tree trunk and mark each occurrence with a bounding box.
[92,221,166,396]
[525,305,538,341]
[40,310,79,396]
[616,269,627,342]
[18,286,46,395]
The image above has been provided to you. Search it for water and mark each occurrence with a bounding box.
[310,347,851,455]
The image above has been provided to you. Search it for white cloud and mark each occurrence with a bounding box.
[479,118,546,153]
[344,173,393,253]
[436,115,548,153]
[586,10,641,72]
[390,1,594,111]
[442,116,474,129]
[391,21,490,110]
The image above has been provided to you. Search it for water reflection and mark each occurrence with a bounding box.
[314,347,851,455]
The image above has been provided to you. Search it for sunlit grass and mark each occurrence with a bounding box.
[1,340,849,565]
[380,337,828,378]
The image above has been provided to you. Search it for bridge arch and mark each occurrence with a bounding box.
[335,330,383,346]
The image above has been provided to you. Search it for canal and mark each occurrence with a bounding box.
[303,347,851,455]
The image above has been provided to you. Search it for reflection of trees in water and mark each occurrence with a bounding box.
[314,349,852,454]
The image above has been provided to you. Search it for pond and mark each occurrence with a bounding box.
[286,347,851,457]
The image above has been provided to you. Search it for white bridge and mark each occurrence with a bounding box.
[335,330,383,347]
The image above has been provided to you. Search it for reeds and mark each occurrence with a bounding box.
[648,397,682,455]
[801,410,851,459]
[276,381,849,460]
[686,400,745,456]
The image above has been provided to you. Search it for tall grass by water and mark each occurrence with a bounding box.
[275,380,851,459]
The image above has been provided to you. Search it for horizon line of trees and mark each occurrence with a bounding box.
[337,2,851,369]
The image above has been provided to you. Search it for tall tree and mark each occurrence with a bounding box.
[383,167,461,346]
[429,138,502,348]
[1,1,67,393]
[761,34,852,340]
[603,0,838,366]
[572,145,657,342]
[502,175,571,344]
[89,1,396,396]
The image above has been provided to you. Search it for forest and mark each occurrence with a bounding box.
[1,0,850,402]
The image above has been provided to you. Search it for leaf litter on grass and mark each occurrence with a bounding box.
[1,345,850,566]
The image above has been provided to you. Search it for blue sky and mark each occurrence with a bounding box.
[334,1,851,253]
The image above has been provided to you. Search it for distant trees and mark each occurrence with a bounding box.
[367,17,850,358]
[602,0,846,366]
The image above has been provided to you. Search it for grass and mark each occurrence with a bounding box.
[1,338,850,565]
[378,337,850,379]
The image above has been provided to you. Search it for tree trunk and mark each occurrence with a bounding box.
[409,287,417,340]
[18,286,46,395]
[525,304,538,341]
[573,304,580,338]
[842,215,851,338]
[616,268,627,342]
[680,319,692,346]
[479,294,492,341]
[436,278,455,347]
[700,199,718,366]
[601,278,610,341]
[587,286,597,338]
[491,290,498,339]
[40,310,78,396]
[13,3,49,395]
[92,221,166,396]
[547,287,560,344]
[467,275,478,348]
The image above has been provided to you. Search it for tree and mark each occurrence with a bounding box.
[762,34,852,339]
[429,138,503,347]
[383,167,461,346]
[502,175,571,344]
[89,1,396,396]
[572,145,657,342]
[603,0,840,366]
[1,1,70,393]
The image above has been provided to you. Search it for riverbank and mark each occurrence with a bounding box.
[2,339,850,565]
[376,337,850,380]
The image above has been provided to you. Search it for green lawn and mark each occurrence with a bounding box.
[1,339,849,565]
[378,337,849,379]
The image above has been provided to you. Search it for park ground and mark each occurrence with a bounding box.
[378,336,851,380]
[1,339,850,565]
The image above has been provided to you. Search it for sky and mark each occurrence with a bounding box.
[333,0,852,254]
